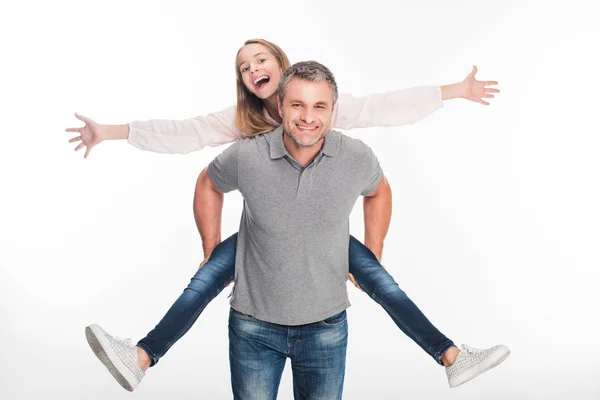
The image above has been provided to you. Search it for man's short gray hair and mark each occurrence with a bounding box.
[277,61,338,105]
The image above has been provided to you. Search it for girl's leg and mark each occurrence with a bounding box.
[86,233,238,391]
[348,235,455,365]
[137,232,238,366]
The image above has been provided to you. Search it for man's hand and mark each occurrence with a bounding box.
[348,273,364,292]
[348,258,387,294]
[198,254,233,287]
[198,255,211,270]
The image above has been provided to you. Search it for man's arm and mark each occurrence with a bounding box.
[194,167,225,259]
[193,140,241,262]
[363,174,392,261]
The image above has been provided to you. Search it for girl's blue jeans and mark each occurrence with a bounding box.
[137,233,455,367]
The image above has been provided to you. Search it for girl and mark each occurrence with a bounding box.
[73,39,509,392]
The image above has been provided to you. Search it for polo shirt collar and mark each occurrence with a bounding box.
[269,126,288,159]
[321,130,340,157]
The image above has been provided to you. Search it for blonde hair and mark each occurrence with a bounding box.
[235,39,291,138]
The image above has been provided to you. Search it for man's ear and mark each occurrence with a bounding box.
[277,95,283,119]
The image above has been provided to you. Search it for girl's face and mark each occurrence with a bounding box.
[237,43,283,100]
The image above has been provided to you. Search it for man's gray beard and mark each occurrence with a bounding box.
[284,127,325,148]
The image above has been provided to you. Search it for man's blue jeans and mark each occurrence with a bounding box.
[228,308,348,400]
[137,233,454,367]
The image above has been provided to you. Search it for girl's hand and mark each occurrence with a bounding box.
[65,113,107,158]
[462,66,500,106]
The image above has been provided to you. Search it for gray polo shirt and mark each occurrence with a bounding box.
[207,125,382,325]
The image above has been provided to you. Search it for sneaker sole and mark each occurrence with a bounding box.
[85,325,137,392]
[449,346,511,388]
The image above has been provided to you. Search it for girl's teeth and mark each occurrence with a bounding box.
[253,76,268,85]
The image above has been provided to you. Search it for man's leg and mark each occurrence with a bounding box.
[289,311,348,400]
[229,309,287,400]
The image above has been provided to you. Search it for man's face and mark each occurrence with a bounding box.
[278,79,334,148]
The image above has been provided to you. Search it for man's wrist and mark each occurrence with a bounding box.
[364,240,383,261]
[202,239,221,258]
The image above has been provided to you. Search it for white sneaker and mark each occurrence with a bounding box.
[85,324,145,391]
[446,344,510,388]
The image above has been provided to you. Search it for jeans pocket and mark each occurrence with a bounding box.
[320,310,347,327]
[230,307,256,321]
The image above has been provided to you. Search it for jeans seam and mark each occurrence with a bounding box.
[433,341,456,364]
[296,326,303,349]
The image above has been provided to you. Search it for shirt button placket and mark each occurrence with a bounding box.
[296,154,321,199]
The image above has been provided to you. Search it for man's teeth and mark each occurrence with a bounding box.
[253,76,269,85]
[297,125,316,130]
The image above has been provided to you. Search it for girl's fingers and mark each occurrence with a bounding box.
[75,113,91,124]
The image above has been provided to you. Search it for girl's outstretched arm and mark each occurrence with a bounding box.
[66,106,242,158]
[333,66,499,130]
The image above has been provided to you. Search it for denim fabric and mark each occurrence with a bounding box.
[136,233,237,365]
[348,236,454,364]
[229,308,348,400]
[137,233,454,367]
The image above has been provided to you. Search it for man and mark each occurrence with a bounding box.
[194,60,391,399]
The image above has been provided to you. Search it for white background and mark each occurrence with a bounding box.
[1,0,599,399]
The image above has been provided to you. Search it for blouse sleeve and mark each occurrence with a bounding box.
[332,86,443,130]
[127,105,243,154]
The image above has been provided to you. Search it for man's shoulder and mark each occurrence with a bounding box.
[236,128,275,148]
[335,130,374,157]
[232,127,279,163]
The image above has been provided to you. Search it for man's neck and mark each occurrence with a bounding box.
[283,134,325,167]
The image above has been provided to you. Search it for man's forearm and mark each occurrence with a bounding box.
[363,176,392,261]
[193,168,224,258]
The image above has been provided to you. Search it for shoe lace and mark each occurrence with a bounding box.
[114,336,134,347]
[461,344,477,354]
